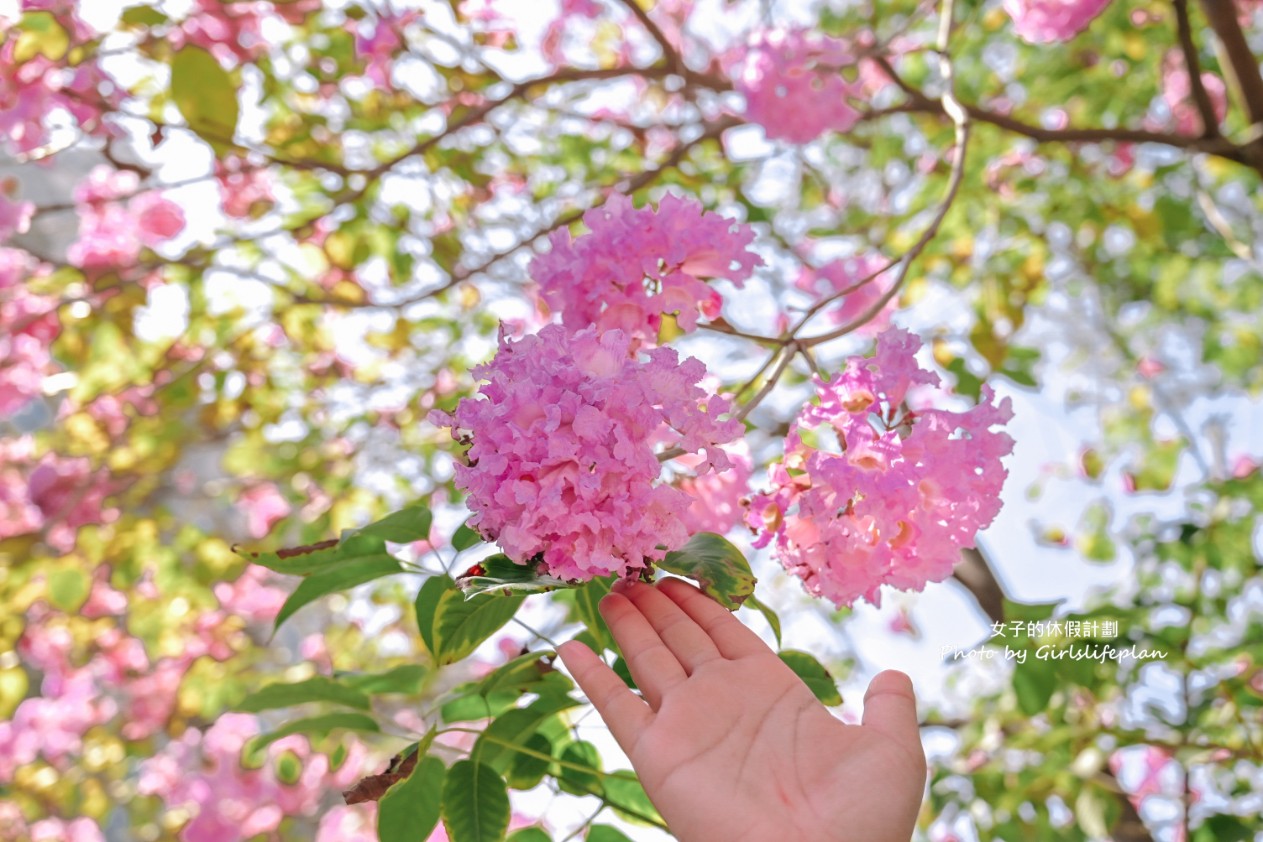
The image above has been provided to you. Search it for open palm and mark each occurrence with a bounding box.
[557,578,927,842]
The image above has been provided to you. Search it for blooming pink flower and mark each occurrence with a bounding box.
[132,191,187,245]
[675,440,753,536]
[0,188,33,243]
[29,817,105,842]
[352,11,419,88]
[1002,0,1112,44]
[795,256,895,334]
[216,158,274,218]
[433,324,743,580]
[68,167,185,270]
[178,0,269,65]
[239,482,291,539]
[726,28,863,144]
[26,452,113,552]
[531,193,761,340]
[0,249,59,417]
[1158,51,1228,135]
[748,328,1014,608]
[214,564,288,624]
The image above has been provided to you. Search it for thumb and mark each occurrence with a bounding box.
[861,670,921,745]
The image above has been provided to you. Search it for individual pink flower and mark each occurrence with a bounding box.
[178,0,269,65]
[214,564,287,623]
[27,452,113,552]
[531,193,761,340]
[1002,0,1112,44]
[132,191,187,245]
[795,256,895,334]
[1157,51,1228,135]
[29,817,105,842]
[352,10,420,88]
[239,482,291,538]
[726,28,863,144]
[675,440,753,536]
[0,188,33,243]
[216,157,274,218]
[748,328,1014,608]
[433,324,743,580]
[0,249,59,416]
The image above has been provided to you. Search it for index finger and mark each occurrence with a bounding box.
[655,577,770,660]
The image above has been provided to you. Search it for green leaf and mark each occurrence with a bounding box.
[474,695,579,773]
[557,740,603,796]
[274,555,402,632]
[354,503,433,544]
[476,651,562,697]
[743,594,782,649]
[14,11,69,63]
[587,826,635,842]
[170,46,239,148]
[378,755,444,842]
[1013,660,1057,716]
[778,650,842,706]
[48,567,90,612]
[339,664,430,695]
[571,576,616,652]
[245,712,379,760]
[441,760,510,842]
[658,533,756,610]
[603,773,663,827]
[416,575,525,665]
[506,829,552,842]
[456,554,570,597]
[505,733,552,790]
[241,532,388,576]
[119,5,169,27]
[452,523,482,551]
[237,676,371,712]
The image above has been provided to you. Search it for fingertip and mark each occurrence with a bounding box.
[866,669,915,701]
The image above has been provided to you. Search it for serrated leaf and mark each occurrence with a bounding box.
[378,755,444,842]
[658,533,756,610]
[441,760,509,842]
[778,650,842,705]
[274,555,402,632]
[171,46,238,148]
[237,676,371,712]
[476,651,561,697]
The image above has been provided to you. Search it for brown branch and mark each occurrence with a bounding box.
[1173,0,1221,138]
[617,0,684,75]
[1197,0,1263,129]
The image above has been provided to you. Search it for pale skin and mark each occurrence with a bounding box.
[556,577,927,842]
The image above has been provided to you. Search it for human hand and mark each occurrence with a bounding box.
[557,578,926,842]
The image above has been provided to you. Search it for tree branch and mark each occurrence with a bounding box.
[1197,0,1263,130]
[1173,0,1221,138]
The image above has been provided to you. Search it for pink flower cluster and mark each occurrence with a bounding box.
[435,324,741,580]
[0,436,114,552]
[1157,51,1228,136]
[0,5,114,155]
[726,28,863,144]
[795,255,895,334]
[68,166,186,272]
[674,440,754,537]
[0,181,34,243]
[1002,0,1112,44]
[216,157,275,218]
[0,249,59,416]
[351,10,420,88]
[139,713,367,842]
[0,803,104,842]
[747,328,1014,608]
[531,193,761,340]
